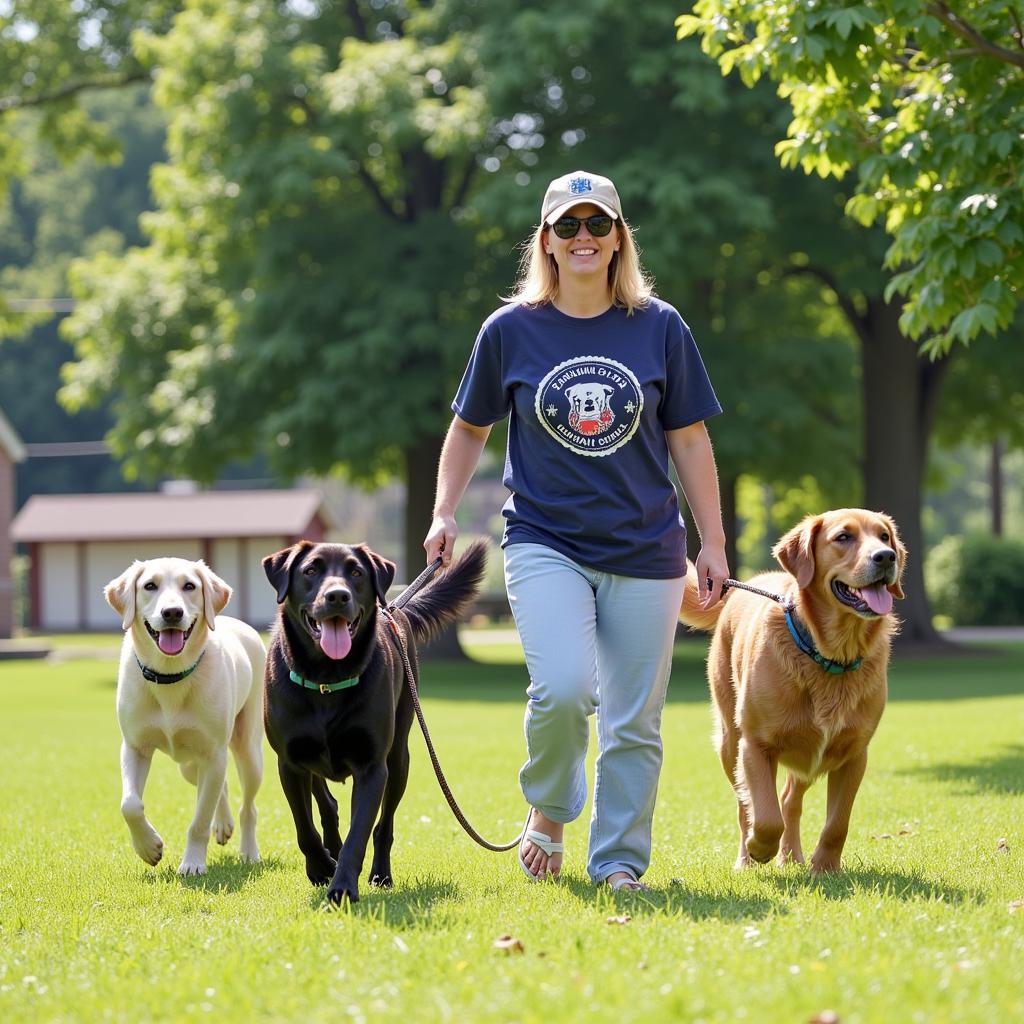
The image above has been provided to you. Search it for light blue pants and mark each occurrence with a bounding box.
[503,542,686,883]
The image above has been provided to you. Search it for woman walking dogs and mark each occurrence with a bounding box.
[424,170,728,891]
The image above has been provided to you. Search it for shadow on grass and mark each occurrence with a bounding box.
[148,854,287,893]
[306,877,461,922]
[764,865,983,906]
[553,875,781,922]
[899,743,1024,796]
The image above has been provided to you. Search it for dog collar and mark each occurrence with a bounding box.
[134,650,206,685]
[783,605,862,674]
[288,669,360,695]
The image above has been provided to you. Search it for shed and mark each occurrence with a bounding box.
[0,409,27,637]
[10,488,333,631]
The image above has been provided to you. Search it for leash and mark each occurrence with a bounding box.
[719,577,790,606]
[381,559,524,853]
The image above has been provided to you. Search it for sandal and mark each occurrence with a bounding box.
[518,810,564,882]
[608,872,646,892]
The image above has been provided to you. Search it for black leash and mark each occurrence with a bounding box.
[382,559,524,853]
[719,577,790,606]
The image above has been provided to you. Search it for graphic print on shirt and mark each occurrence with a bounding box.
[534,356,644,457]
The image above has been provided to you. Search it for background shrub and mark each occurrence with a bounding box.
[926,533,1024,626]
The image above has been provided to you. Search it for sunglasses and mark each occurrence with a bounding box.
[550,214,614,239]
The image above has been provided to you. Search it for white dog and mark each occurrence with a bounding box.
[104,557,265,875]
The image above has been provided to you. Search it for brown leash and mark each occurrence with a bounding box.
[380,584,524,853]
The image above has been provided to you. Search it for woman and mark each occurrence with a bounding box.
[424,169,728,891]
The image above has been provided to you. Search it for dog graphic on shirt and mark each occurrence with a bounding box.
[565,383,615,437]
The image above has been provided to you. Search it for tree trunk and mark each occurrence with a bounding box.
[860,299,953,650]
[402,432,470,660]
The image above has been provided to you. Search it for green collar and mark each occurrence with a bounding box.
[288,669,360,694]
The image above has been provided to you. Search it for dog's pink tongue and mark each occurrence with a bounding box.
[320,618,352,660]
[861,583,893,615]
[158,629,186,656]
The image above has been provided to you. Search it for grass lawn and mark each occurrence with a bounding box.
[1,634,1022,1023]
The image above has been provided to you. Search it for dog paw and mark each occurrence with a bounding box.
[809,855,841,875]
[213,815,235,845]
[239,839,260,864]
[745,833,781,864]
[177,857,208,876]
[130,826,164,866]
[369,872,393,889]
[306,853,337,887]
[326,882,358,905]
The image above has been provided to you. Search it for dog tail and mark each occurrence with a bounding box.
[678,560,730,633]
[402,540,489,645]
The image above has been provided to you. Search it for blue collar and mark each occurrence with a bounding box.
[783,605,861,674]
[135,649,205,685]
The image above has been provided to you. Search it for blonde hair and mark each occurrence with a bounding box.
[506,217,655,314]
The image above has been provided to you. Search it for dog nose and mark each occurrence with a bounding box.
[163,606,185,624]
[872,548,896,568]
[324,586,352,608]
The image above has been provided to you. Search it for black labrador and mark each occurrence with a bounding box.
[262,539,486,904]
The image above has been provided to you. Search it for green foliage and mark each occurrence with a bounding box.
[59,0,501,486]
[0,87,166,499]
[679,1,1024,354]
[927,531,1024,625]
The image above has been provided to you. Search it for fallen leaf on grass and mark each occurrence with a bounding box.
[997,837,1010,853]
[493,935,524,954]
[1008,899,1024,914]
[808,1012,841,1024]
[871,833,893,840]
[606,913,631,925]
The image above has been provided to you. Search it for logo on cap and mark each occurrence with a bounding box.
[568,177,593,195]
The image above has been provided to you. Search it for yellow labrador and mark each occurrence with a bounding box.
[105,558,265,875]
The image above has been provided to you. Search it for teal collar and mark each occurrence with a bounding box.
[783,605,862,674]
[288,669,360,694]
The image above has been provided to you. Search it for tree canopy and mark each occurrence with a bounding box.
[678,0,1024,355]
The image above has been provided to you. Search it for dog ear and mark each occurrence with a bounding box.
[196,561,232,631]
[263,542,312,604]
[357,545,396,607]
[773,515,822,590]
[882,513,908,600]
[104,561,145,631]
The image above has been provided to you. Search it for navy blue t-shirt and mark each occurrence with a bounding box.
[452,298,722,578]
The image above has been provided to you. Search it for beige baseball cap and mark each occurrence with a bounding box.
[541,170,622,224]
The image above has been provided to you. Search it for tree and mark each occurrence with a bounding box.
[59,2,503,586]
[678,0,1024,645]
[678,0,1024,355]
[0,86,166,502]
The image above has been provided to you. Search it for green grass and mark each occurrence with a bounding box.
[1,638,1022,1023]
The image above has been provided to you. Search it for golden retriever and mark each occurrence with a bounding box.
[680,509,906,873]
[104,558,265,875]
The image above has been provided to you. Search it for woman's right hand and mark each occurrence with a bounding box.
[424,513,458,567]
